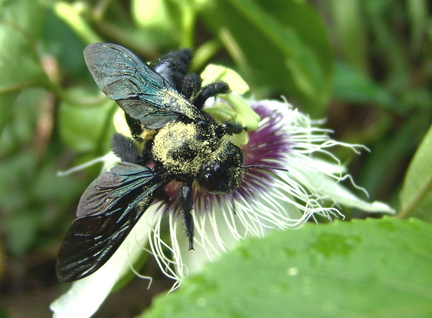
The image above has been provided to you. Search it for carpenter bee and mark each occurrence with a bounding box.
[56,43,246,282]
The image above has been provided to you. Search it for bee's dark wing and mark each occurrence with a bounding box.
[56,162,167,282]
[84,43,201,129]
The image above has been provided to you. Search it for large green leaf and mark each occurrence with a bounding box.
[143,218,432,317]
[201,0,333,115]
[399,125,432,221]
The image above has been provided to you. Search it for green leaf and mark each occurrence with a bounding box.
[42,10,89,78]
[0,151,36,211]
[53,2,102,44]
[201,0,333,115]
[331,1,367,72]
[0,0,45,39]
[399,125,432,221]
[0,92,20,133]
[58,88,116,153]
[407,0,429,54]
[355,114,429,199]
[132,0,174,32]
[4,208,43,256]
[143,218,432,318]
[332,61,398,111]
[0,0,47,132]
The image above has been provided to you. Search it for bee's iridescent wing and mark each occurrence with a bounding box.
[84,43,201,129]
[56,162,167,282]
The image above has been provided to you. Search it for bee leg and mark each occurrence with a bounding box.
[125,113,143,140]
[180,73,201,101]
[111,133,142,164]
[155,188,170,203]
[194,81,230,109]
[140,139,155,164]
[215,121,245,139]
[181,183,195,250]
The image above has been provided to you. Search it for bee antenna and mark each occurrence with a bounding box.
[243,164,288,172]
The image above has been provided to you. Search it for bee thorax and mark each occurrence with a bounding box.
[151,121,217,176]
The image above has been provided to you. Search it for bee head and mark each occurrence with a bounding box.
[196,141,243,194]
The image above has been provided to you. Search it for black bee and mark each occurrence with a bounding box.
[56,43,246,282]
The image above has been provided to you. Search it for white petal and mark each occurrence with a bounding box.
[318,173,395,213]
[290,157,395,214]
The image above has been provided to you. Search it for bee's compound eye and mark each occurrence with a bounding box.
[203,172,214,183]
[197,163,230,194]
[196,142,243,194]
[198,171,216,192]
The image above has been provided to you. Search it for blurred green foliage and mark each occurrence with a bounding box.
[0,0,431,316]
